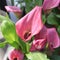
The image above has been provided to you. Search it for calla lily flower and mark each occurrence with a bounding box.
[5,6,22,18]
[16,6,43,42]
[30,26,47,51]
[47,28,60,49]
[30,26,60,51]
[8,49,24,60]
[5,6,22,13]
[43,0,60,10]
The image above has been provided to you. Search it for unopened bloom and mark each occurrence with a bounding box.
[30,39,46,51]
[16,6,43,42]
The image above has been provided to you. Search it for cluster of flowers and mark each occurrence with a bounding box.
[2,0,60,60]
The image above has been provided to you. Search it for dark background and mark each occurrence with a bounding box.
[0,0,7,11]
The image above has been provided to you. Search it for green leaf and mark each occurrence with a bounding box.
[24,0,34,13]
[0,15,30,52]
[56,14,60,18]
[26,52,50,60]
[10,41,20,49]
[52,8,60,22]
[47,13,59,26]
[1,20,20,49]
[18,38,30,53]
[42,15,46,24]
[0,15,20,49]
[57,26,60,35]
[11,0,14,5]
[0,15,10,22]
[34,0,43,6]
[53,47,60,55]
[50,55,60,60]
[0,41,7,48]
[53,8,60,15]
[24,0,43,13]
[1,20,16,43]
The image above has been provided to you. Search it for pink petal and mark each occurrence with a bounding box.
[30,43,37,52]
[30,39,46,51]
[31,7,43,36]
[16,6,43,42]
[35,26,47,39]
[8,49,24,60]
[43,0,60,10]
[30,26,47,51]
[59,38,60,46]
[47,28,60,48]
[5,6,22,13]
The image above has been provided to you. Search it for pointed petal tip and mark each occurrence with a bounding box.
[47,28,60,48]
[5,6,22,13]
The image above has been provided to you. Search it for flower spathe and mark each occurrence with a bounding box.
[5,6,22,13]
[47,28,60,49]
[43,0,60,10]
[16,6,43,42]
[5,6,22,18]
[30,26,60,51]
[30,26,47,51]
[8,49,24,60]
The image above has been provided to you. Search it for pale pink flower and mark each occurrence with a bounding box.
[16,6,43,42]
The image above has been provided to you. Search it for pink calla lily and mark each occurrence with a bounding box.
[5,6,22,13]
[59,37,60,46]
[30,26,60,51]
[5,6,22,18]
[8,49,24,60]
[47,28,60,49]
[30,26,47,51]
[16,6,43,42]
[43,0,60,10]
